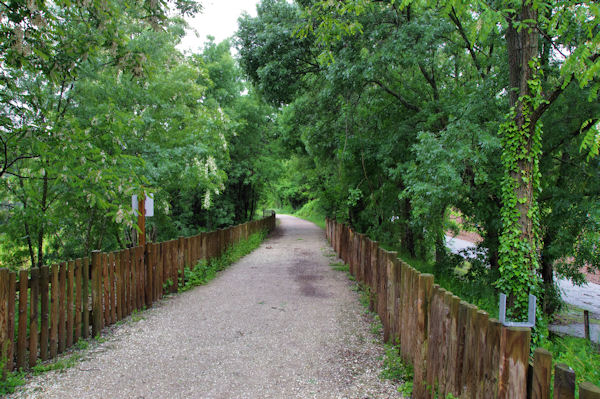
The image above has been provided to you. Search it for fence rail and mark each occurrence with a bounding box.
[326,218,600,399]
[0,214,276,371]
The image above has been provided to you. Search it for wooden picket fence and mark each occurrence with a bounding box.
[326,218,600,399]
[0,214,276,371]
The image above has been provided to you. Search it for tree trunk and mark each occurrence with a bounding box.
[506,3,539,257]
[401,197,416,257]
[36,170,49,269]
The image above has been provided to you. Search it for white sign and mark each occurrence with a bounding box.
[132,193,154,217]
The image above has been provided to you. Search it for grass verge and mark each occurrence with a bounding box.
[179,230,267,292]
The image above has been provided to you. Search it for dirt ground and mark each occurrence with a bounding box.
[13,215,402,399]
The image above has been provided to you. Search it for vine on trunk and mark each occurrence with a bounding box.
[496,59,546,318]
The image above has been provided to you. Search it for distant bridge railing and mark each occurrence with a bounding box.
[0,214,276,371]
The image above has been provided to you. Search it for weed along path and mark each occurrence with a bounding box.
[14,215,401,399]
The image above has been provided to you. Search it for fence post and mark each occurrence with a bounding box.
[580,382,600,399]
[531,347,552,399]
[6,272,16,371]
[29,268,40,367]
[412,273,434,399]
[82,258,90,339]
[91,251,102,337]
[178,237,185,289]
[0,269,9,372]
[553,363,575,399]
[145,243,153,307]
[498,326,531,398]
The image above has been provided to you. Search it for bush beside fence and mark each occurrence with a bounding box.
[326,218,600,399]
[0,214,276,371]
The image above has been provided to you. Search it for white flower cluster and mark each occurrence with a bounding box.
[203,190,211,209]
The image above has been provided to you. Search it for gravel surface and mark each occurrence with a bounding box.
[13,215,402,399]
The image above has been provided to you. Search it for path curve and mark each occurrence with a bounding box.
[15,215,400,398]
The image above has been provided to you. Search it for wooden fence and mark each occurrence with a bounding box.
[326,218,600,399]
[0,214,276,371]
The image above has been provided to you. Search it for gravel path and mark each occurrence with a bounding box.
[14,215,401,399]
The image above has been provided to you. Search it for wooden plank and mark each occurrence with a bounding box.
[580,382,600,399]
[130,247,137,311]
[553,363,575,399]
[170,241,178,294]
[145,244,153,306]
[444,294,461,396]
[91,251,102,337]
[101,254,110,326]
[39,267,50,362]
[7,271,16,370]
[460,303,477,395]
[82,258,90,339]
[412,273,434,399]
[475,310,489,398]
[178,237,185,290]
[156,243,163,300]
[426,286,441,397]
[66,261,75,348]
[393,257,402,346]
[498,326,531,399]
[138,246,146,305]
[58,262,67,353]
[17,270,28,369]
[0,269,10,371]
[377,247,387,327]
[530,347,552,399]
[74,259,82,344]
[125,249,132,315]
[115,252,122,322]
[120,250,127,315]
[369,241,378,312]
[108,253,116,324]
[50,265,59,358]
[386,252,397,344]
[28,268,39,367]
[484,318,502,398]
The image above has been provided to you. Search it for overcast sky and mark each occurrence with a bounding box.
[178,0,260,53]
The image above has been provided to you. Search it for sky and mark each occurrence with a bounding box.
[178,0,261,53]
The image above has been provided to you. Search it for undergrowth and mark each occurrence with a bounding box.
[542,335,600,393]
[293,199,326,230]
[0,338,92,395]
[179,230,267,292]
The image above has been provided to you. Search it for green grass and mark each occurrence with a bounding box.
[380,343,414,396]
[293,199,326,230]
[329,261,348,272]
[542,335,600,396]
[179,230,267,292]
[0,358,25,396]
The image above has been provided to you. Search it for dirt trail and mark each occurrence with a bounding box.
[14,215,400,399]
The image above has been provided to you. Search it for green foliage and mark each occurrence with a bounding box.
[496,64,545,317]
[542,336,600,390]
[380,344,414,387]
[179,231,267,292]
[329,261,349,272]
[32,353,84,375]
[295,199,327,230]
[0,368,25,396]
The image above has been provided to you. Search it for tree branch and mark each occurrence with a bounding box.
[449,7,485,79]
[370,80,420,112]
